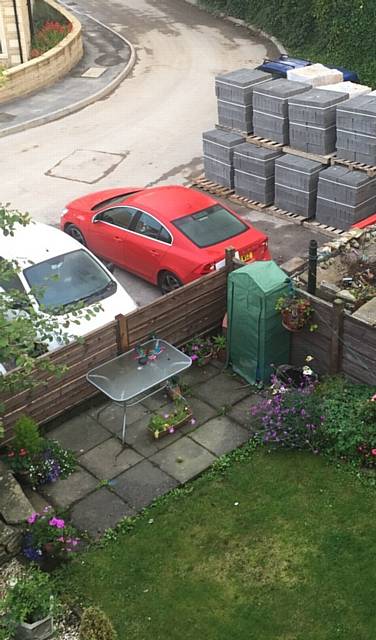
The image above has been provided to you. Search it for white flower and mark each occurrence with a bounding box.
[305,355,314,362]
[303,366,313,376]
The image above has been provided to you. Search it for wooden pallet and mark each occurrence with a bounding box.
[282,146,334,165]
[228,193,267,211]
[330,155,376,177]
[189,176,345,237]
[245,134,284,151]
[215,123,250,137]
[190,174,234,197]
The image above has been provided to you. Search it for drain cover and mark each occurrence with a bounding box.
[81,66,107,78]
[46,149,128,184]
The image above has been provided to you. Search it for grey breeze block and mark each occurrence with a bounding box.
[233,143,282,178]
[215,68,271,105]
[202,129,245,164]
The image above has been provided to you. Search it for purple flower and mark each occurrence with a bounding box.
[190,418,196,425]
[27,512,38,524]
[191,354,198,361]
[49,517,65,529]
[168,427,175,434]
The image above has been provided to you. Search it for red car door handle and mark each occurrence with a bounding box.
[114,236,122,242]
[150,249,159,255]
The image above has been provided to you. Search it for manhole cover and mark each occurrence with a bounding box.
[81,66,107,78]
[0,112,16,123]
[46,149,128,184]
[95,53,125,67]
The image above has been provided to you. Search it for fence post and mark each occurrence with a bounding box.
[225,247,236,272]
[116,314,129,353]
[307,239,317,295]
[329,298,344,374]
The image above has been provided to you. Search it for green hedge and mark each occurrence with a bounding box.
[197,0,376,87]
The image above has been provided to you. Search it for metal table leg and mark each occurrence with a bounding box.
[122,403,127,445]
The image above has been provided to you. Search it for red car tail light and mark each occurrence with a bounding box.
[200,263,216,274]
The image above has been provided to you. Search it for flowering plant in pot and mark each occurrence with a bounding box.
[148,399,194,439]
[275,293,313,331]
[0,566,56,640]
[181,336,213,366]
[22,507,80,562]
[3,415,76,489]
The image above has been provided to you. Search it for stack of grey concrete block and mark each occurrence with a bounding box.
[252,79,310,144]
[233,143,282,204]
[336,94,376,164]
[316,165,376,229]
[202,129,245,187]
[288,88,349,155]
[274,154,323,218]
[215,69,271,133]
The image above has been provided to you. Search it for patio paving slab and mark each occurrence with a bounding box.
[150,437,216,484]
[46,412,110,455]
[227,395,262,430]
[179,363,219,387]
[191,371,252,409]
[189,416,249,457]
[179,397,218,435]
[112,460,178,510]
[70,487,134,538]
[123,408,184,457]
[78,439,143,480]
[95,402,148,435]
[40,468,98,510]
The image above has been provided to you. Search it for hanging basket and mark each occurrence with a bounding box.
[280,301,312,332]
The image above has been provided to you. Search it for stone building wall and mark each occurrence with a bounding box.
[0,0,32,68]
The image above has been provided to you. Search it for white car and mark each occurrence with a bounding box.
[0,221,137,358]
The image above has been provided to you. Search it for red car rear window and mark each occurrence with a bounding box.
[172,205,247,248]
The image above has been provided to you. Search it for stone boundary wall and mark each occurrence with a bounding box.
[0,0,83,104]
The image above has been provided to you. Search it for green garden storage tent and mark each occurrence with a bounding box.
[227,261,291,384]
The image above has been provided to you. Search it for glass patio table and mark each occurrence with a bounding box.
[86,339,192,444]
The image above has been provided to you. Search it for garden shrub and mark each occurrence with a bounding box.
[252,373,376,467]
[197,0,376,87]
[79,607,117,640]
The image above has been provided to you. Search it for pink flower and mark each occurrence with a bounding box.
[27,512,38,524]
[191,354,198,361]
[371,449,376,457]
[49,517,65,529]
[371,394,376,402]
[190,418,196,425]
[168,427,175,434]
[71,539,79,546]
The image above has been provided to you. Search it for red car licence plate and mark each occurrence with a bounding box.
[240,251,253,262]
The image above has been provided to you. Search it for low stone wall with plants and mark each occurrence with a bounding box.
[0,0,83,105]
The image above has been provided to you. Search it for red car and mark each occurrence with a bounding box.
[60,185,271,293]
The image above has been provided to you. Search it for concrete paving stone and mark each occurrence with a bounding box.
[179,363,220,387]
[78,438,143,480]
[112,460,178,510]
[189,416,249,457]
[70,488,134,539]
[39,468,97,511]
[191,371,252,408]
[149,437,216,484]
[23,487,52,514]
[123,407,184,458]
[141,389,170,411]
[179,397,218,435]
[95,402,148,436]
[46,412,110,455]
[228,395,263,431]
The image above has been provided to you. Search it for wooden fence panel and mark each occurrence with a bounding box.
[342,315,376,384]
[0,271,227,442]
[290,294,332,374]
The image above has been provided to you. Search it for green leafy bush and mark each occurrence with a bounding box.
[79,607,117,640]
[0,566,55,637]
[198,0,376,87]
[12,415,45,455]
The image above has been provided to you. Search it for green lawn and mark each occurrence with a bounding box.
[62,451,376,640]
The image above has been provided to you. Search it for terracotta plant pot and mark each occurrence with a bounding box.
[281,308,307,332]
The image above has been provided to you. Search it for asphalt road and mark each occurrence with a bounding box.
[0,0,326,306]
